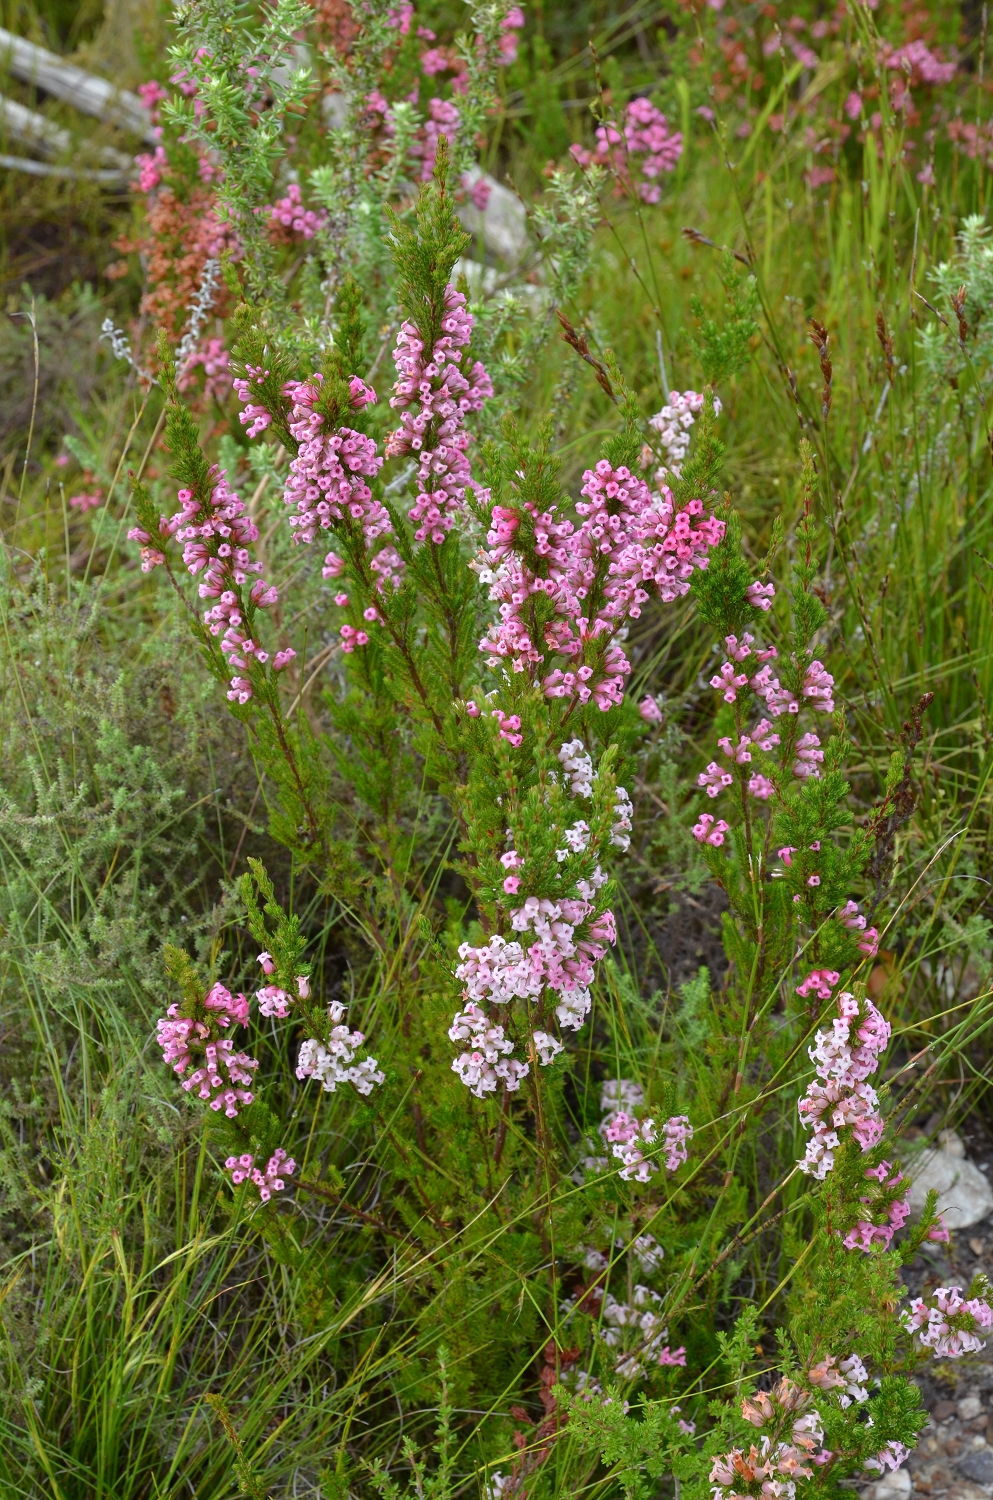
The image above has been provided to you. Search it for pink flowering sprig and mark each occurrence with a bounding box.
[689,446,884,990]
[128,376,324,853]
[385,138,494,547]
[571,97,683,205]
[159,944,257,1120]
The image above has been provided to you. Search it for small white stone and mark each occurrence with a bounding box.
[863,1467,912,1500]
[906,1131,993,1230]
[959,1396,985,1421]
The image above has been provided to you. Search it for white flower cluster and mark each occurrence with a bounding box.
[295,1001,385,1095]
[647,390,720,478]
[449,1001,529,1098]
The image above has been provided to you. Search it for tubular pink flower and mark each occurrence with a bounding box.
[718,733,752,765]
[711,662,749,702]
[746,579,775,611]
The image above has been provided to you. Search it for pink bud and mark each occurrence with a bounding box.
[296,975,310,999]
[257,951,275,975]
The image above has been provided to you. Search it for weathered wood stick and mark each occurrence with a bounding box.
[0,27,155,143]
[0,92,132,169]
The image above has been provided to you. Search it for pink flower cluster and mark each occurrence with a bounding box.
[69,490,104,513]
[696,634,839,817]
[387,283,492,544]
[255,958,312,1019]
[901,1286,993,1359]
[156,982,257,1118]
[448,743,629,1093]
[797,990,890,1179]
[178,337,232,403]
[278,374,387,546]
[692,811,730,845]
[808,1352,869,1407]
[411,97,462,180]
[232,367,409,656]
[713,1381,827,1500]
[263,181,328,238]
[571,98,682,203]
[497,5,525,64]
[225,1147,296,1203]
[129,467,290,703]
[449,1002,529,1097]
[295,1000,385,1094]
[710,1430,820,1500]
[865,1443,911,1475]
[601,1110,659,1182]
[454,891,615,1033]
[479,463,722,711]
[883,39,956,86]
[598,1102,692,1182]
[795,968,839,1001]
[842,1161,910,1253]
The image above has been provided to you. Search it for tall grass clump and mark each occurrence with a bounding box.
[2,0,993,1496]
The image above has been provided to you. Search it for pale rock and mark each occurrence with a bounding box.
[458,168,529,265]
[958,1448,993,1486]
[907,1131,993,1231]
[862,1466,912,1500]
[453,257,543,307]
[959,1396,985,1421]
